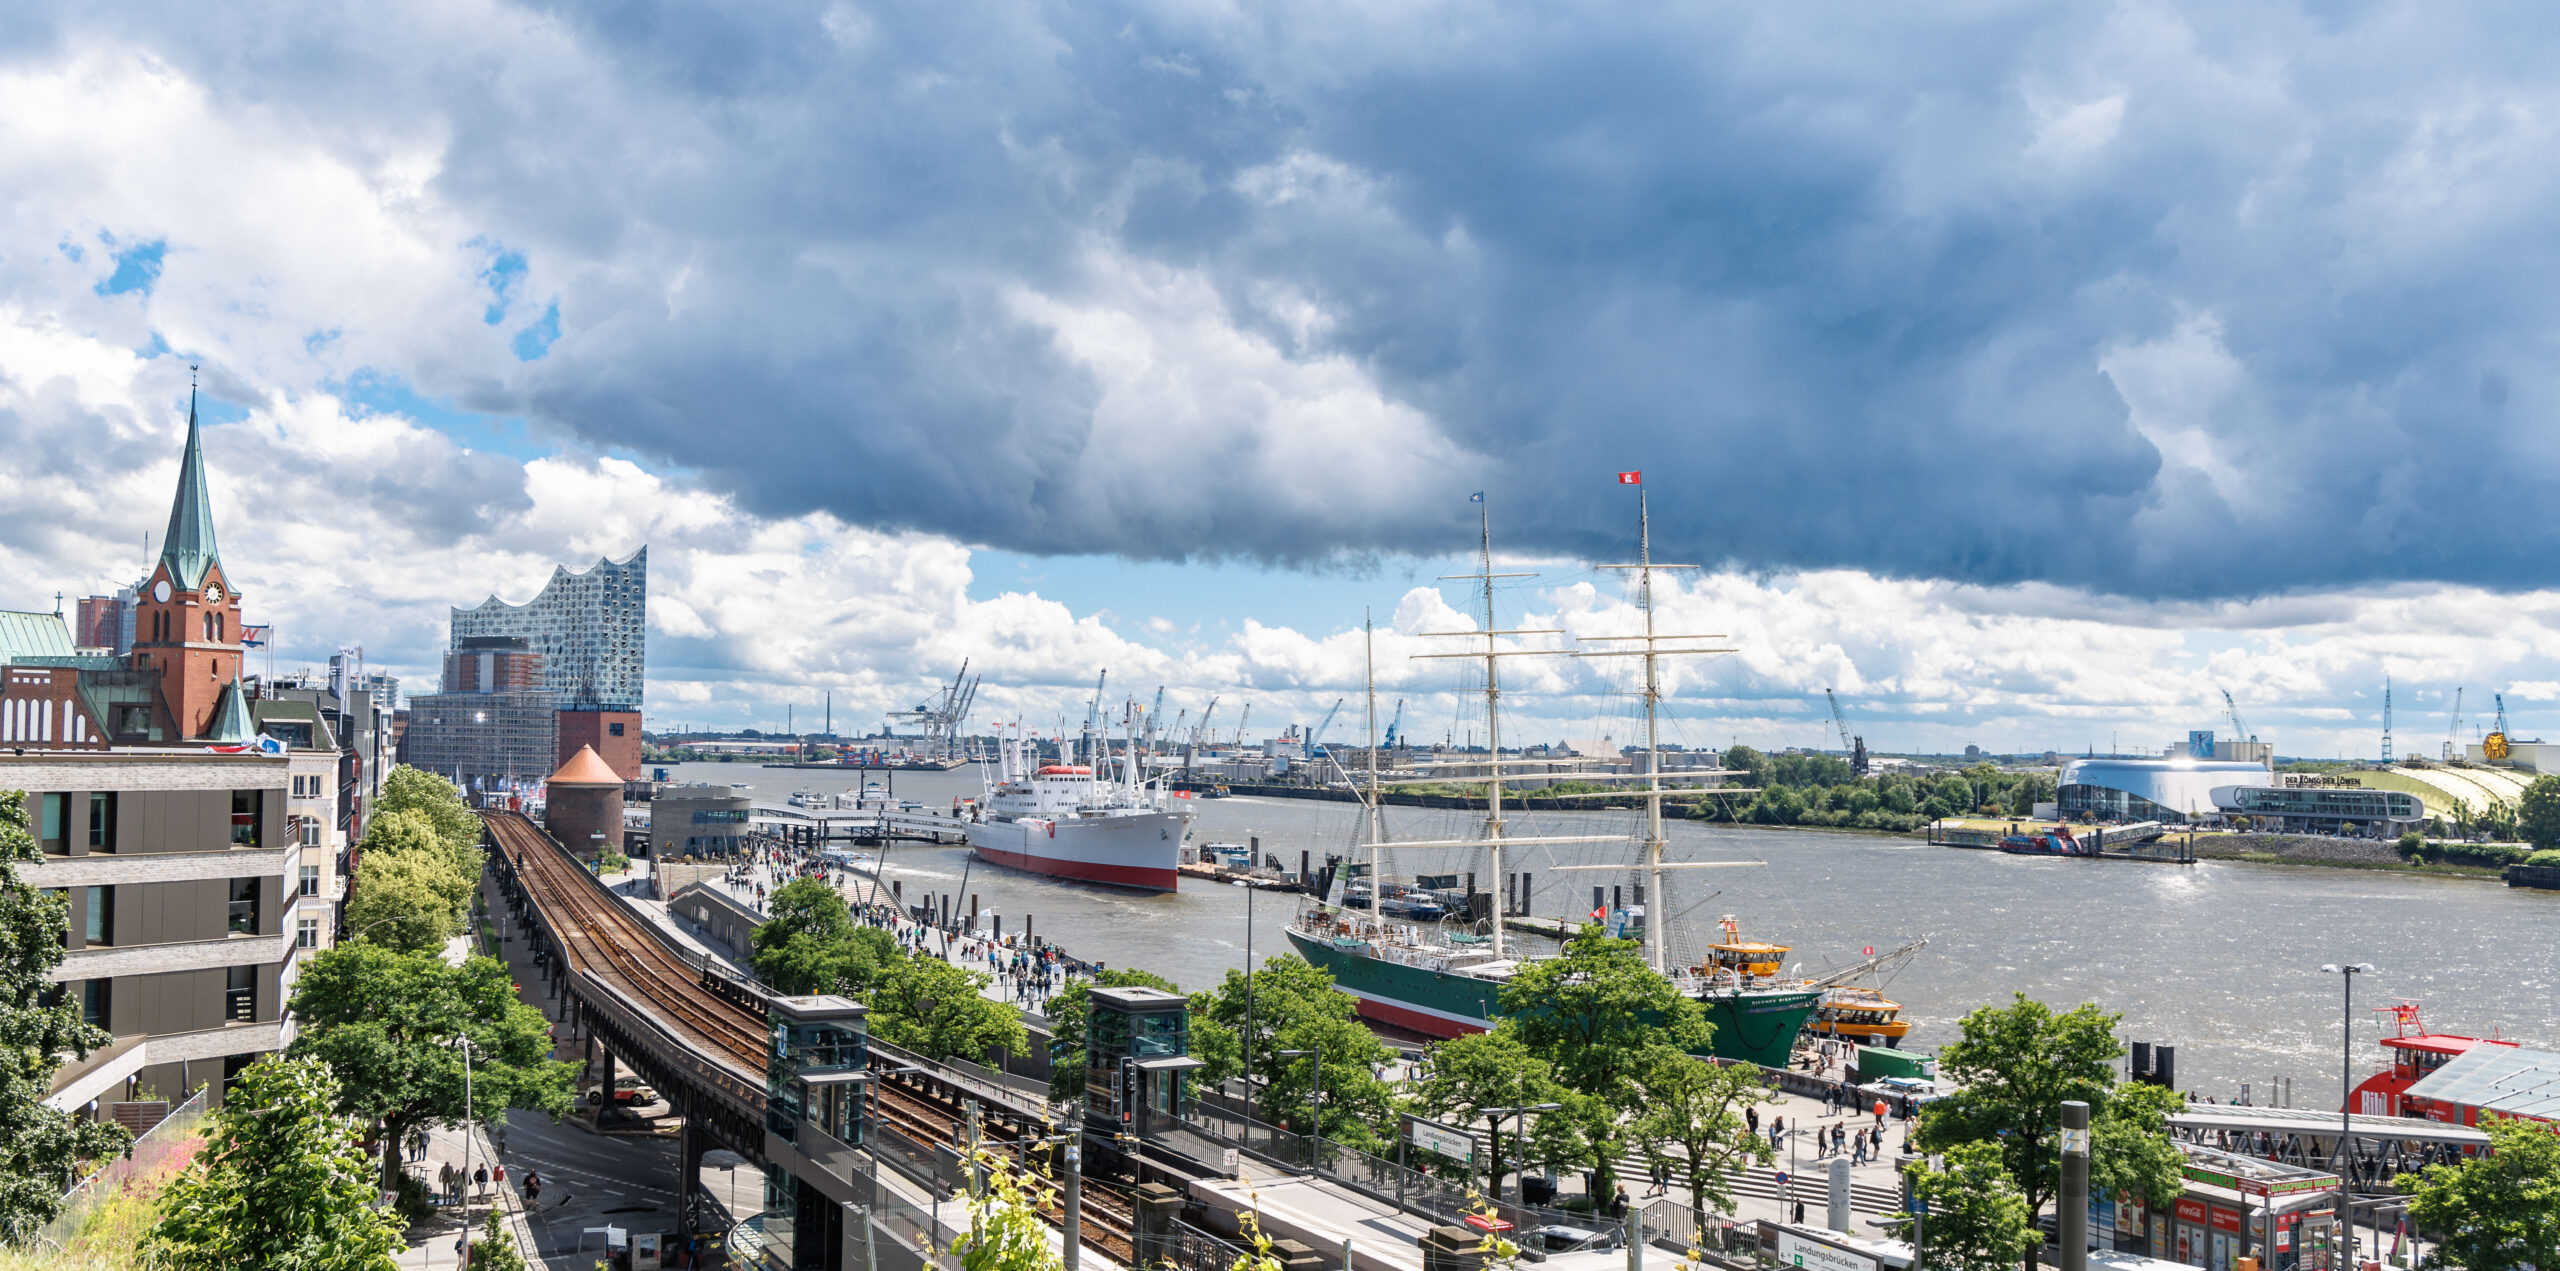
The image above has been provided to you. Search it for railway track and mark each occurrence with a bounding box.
[869,1070,1140,1261]
[484,811,769,1073]
[490,810,1144,1260]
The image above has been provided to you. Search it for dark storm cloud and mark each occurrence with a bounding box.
[33,0,2560,597]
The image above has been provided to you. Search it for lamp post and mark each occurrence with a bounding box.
[1243,880,1257,1126]
[452,1036,482,1270]
[2322,962,2376,1237]
[1278,1047,1322,1175]
[1482,1102,1563,1201]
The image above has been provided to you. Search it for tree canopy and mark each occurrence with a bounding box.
[1916,995,2184,1221]
[1409,1028,1602,1189]
[142,1055,404,1271]
[1890,1142,2042,1271]
[2519,774,2560,851]
[341,847,465,954]
[2396,1112,2560,1271]
[0,790,132,1244]
[1628,1054,1778,1229]
[1192,954,1397,1152]
[285,942,576,1181]
[344,768,485,953]
[1496,925,1713,1194]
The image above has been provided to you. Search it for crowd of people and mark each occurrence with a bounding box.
[716,829,1102,1012]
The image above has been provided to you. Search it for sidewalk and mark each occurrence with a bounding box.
[393,1116,536,1270]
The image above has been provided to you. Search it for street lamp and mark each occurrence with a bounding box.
[1277,1047,1322,1175]
[2321,964,2376,1210]
[1482,1102,1562,1201]
[451,1036,483,1270]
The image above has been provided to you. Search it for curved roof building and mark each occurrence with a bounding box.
[2059,757,2274,822]
[2356,765,2534,819]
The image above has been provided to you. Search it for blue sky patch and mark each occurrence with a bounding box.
[511,302,560,361]
[332,368,548,460]
[96,238,165,297]
[477,242,527,324]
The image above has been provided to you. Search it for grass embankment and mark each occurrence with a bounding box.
[1,1133,199,1271]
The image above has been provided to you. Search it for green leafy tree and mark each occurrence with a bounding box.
[1628,1054,1779,1232]
[343,849,465,953]
[1043,968,1181,1099]
[870,954,1028,1064]
[285,943,577,1182]
[1410,1029,1602,1191]
[950,1146,1065,1271]
[0,790,132,1243]
[751,877,864,994]
[1497,925,1711,1194]
[2518,775,2560,850]
[1889,1142,2041,1271]
[1721,745,1769,791]
[1915,995,2184,1257]
[1192,955,1397,1152]
[141,1055,403,1271]
[2395,1112,2560,1270]
[464,1208,533,1271]
[375,765,485,860]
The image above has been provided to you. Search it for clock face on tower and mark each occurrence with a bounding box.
[204,582,223,603]
[153,580,172,603]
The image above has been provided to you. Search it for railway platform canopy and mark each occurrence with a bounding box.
[2167,1104,2489,1150]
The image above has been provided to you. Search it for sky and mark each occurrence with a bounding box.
[2,0,2559,757]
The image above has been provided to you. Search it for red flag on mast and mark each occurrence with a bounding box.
[1616,471,1641,485]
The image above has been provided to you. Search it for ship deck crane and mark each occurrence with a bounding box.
[1798,936,1930,991]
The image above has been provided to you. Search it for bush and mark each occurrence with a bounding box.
[2525,850,2560,868]
[2396,832,2424,856]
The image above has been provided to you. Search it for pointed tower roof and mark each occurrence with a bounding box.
[549,745,623,787]
[160,383,222,591]
[204,674,256,745]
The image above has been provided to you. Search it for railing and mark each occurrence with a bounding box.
[1145,1216,1253,1271]
[1173,1101,1592,1236]
[33,1086,211,1250]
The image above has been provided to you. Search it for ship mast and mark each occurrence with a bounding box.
[1364,613,1383,903]
[1576,486,1735,972]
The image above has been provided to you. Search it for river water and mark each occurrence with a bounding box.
[661,761,2560,1108]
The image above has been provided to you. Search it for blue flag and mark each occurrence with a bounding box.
[1469,491,1484,503]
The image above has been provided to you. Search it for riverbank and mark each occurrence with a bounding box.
[2182,833,2505,877]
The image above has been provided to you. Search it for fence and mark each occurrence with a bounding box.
[1172,1100,1594,1237]
[33,1086,211,1250]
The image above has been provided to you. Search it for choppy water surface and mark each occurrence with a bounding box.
[667,762,2560,1106]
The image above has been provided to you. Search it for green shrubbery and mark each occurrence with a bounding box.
[2393,836,2532,869]
[2524,850,2560,868]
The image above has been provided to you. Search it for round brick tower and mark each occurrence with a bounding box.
[546,744,625,863]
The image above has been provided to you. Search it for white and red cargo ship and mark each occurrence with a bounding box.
[964,727,1194,891]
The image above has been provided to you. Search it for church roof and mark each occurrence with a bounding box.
[549,745,623,786]
[160,387,222,591]
[0,611,74,665]
[204,675,256,745]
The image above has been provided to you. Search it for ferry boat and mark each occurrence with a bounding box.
[1806,987,1914,1048]
[964,724,1195,891]
[2346,1000,2519,1117]
[1283,492,1820,1068]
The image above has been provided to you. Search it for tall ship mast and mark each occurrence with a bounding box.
[1285,488,1821,1064]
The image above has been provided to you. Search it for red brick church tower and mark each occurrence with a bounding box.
[131,384,245,740]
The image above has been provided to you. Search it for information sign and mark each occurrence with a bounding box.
[1775,1230,1879,1271]
[1404,1116,1477,1165]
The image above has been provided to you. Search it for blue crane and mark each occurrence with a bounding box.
[1383,698,1406,748]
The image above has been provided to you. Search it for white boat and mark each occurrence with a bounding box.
[964,723,1195,891]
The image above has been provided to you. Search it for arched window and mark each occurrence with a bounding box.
[203,613,213,641]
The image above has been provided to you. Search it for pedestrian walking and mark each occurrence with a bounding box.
[1746,1106,1759,1136]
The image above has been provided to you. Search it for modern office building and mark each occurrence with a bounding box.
[398,689,560,790]
[2225,783,2425,836]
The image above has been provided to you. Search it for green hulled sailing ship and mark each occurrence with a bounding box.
[1284,490,1820,1069]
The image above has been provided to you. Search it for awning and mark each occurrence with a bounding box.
[2399,1044,2560,1121]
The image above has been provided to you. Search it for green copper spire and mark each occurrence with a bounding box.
[203,672,255,745]
[160,379,221,591]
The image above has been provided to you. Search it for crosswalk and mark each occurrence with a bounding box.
[1603,1148,1904,1215]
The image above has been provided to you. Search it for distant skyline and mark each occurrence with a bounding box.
[3,3,2557,758]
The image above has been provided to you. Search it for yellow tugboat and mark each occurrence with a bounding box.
[1700,915,1791,982]
[1806,986,1915,1048]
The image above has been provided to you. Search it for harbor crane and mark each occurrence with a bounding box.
[1233,702,1251,748]
[2220,687,2256,745]
[1147,686,1166,755]
[1193,696,1220,749]
[1310,697,1346,757]
[886,659,980,764]
[2493,692,2509,739]
[1383,698,1406,749]
[2445,687,2465,761]
[1824,688,1870,776]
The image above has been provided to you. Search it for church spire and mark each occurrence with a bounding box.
[160,370,221,591]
